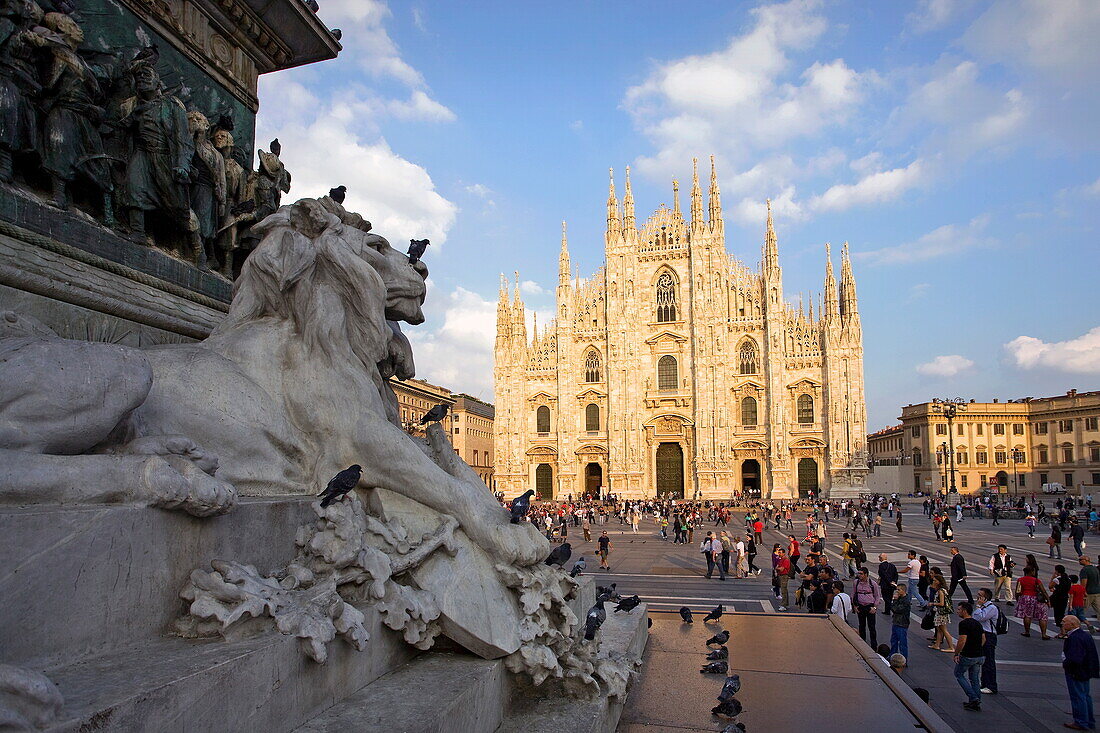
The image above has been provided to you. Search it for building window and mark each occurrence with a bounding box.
[958,424,965,435]
[1066,472,1075,486]
[585,403,600,431]
[1087,417,1098,431]
[1019,475,1025,487]
[912,425,921,438]
[936,451,943,465]
[980,474,987,486]
[936,423,947,436]
[1091,447,1100,462]
[656,272,677,322]
[977,424,983,435]
[1039,448,1049,463]
[995,451,1007,464]
[742,397,758,426]
[976,451,988,464]
[1036,421,1047,434]
[956,450,968,465]
[1063,446,1074,463]
[993,424,1005,435]
[1040,472,1048,485]
[1092,473,1100,485]
[473,450,479,466]
[536,405,550,433]
[584,350,601,383]
[1060,420,1074,433]
[1013,423,1024,435]
[913,450,922,466]
[961,475,968,488]
[796,394,814,424]
[658,355,678,391]
[738,340,758,375]
[914,475,921,491]
[454,427,460,434]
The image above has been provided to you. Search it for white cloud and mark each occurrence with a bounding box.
[907,0,971,32]
[907,282,931,301]
[406,287,496,397]
[1083,178,1100,196]
[809,158,926,212]
[520,280,547,296]
[382,90,456,122]
[411,7,427,32]
[625,0,865,186]
[1005,327,1100,374]
[916,355,975,377]
[856,214,994,266]
[570,120,584,132]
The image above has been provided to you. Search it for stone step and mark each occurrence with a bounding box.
[41,613,417,733]
[296,651,506,733]
[496,603,649,733]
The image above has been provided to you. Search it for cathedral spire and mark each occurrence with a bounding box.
[824,242,839,320]
[496,272,511,339]
[672,177,681,218]
[708,155,723,229]
[690,157,703,225]
[623,165,635,229]
[763,199,779,273]
[840,241,859,318]
[606,168,620,238]
[559,220,570,286]
[511,271,526,341]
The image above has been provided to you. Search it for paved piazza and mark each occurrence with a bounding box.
[556,498,1096,733]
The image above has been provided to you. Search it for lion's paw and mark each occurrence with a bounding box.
[142,455,237,517]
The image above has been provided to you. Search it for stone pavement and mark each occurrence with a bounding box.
[559,499,1098,733]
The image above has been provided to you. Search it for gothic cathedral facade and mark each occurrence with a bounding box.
[493,158,869,501]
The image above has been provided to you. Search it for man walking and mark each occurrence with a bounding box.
[1062,615,1100,730]
[701,531,725,580]
[1071,519,1086,558]
[972,588,1000,696]
[954,601,986,711]
[842,533,857,578]
[878,553,899,615]
[989,545,1015,605]
[1079,556,1100,626]
[907,550,926,609]
[949,546,974,604]
[1050,522,1064,560]
[853,568,881,647]
[775,547,791,611]
[991,503,1000,526]
[597,531,612,570]
[890,583,911,661]
[734,534,748,578]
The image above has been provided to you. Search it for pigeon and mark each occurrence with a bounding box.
[131,44,159,66]
[305,0,319,12]
[570,558,586,577]
[596,583,619,602]
[330,28,342,40]
[328,185,346,203]
[614,595,640,613]
[700,660,728,674]
[408,238,430,265]
[712,699,744,719]
[317,464,362,508]
[706,630,730,647]
[705,646,728,660]
[704,604,725,623]
[420,403,449,424]
[719,723,746,733]
[679,606,694,623]
[717,674,741,702]
[545,542,572,567]
[509,489,535,523]
[583,599,606,641]
[270,138,281,156]
[647,617,652,629]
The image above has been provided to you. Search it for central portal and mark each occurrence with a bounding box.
[656,443,685,499]
[584,462,603,499]
[741,459,761,498]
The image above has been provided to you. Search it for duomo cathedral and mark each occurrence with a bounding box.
[493,158,869,500]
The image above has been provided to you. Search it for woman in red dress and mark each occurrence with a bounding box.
[1015,566,1052,639]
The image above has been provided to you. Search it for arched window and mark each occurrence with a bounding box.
[656,271,677,322]
[657,355,678,391]
[536,405,550,433]
[797,394,814,424]
[739,340,758,374]
[584,350,601,383]
[741,396,758,426]
[585,403,600,431]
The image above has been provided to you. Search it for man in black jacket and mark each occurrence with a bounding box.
[949,546,974,604]
[878,553,899,614]
[1070,519,1086,558]
[1061,615,1100,730]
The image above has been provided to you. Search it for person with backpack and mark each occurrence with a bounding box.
[890,583,911,661]
[841,533,857,578]
[972,588,1002,695]
[853,568,882,647]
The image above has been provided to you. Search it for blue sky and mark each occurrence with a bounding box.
[257,0,1100,429]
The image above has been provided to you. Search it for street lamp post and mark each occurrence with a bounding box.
[938,442,949,496]
[933,398,967,499]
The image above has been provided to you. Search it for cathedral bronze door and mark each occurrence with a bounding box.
[741,459,761,498]
[584,462,602,499]
[656,443,684,499]
[797,458,819,499]
[535,464,553,500]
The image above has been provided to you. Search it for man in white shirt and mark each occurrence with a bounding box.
[906,549,926,609]
[733,537,747,578]
[971,588,999,695]
[830,580,853,617]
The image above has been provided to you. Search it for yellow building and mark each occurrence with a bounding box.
[493,159,869,501]
[869,390,1100,495]
[451,394,495,488]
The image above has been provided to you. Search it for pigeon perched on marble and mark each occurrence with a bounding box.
[712,698,744,718]
[408,238,430,265]
[317,464,361,508]
[328,185,346,203]
[570,557,586,577]
[700,660,728,674]
[680,606,694,623]
[545,542,572,567]
[704,604,724,622]
[718,674,741,701]
[614,595,640,613]
[583,599,606,641]
[706,630,730,647]
[420,403,448,424]
[509,489,534,523]
[706,646,728,660]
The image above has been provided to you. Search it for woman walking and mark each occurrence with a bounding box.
[1015,566,1052,639]
[927,575,956,651]
[1051,564,1072,636]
